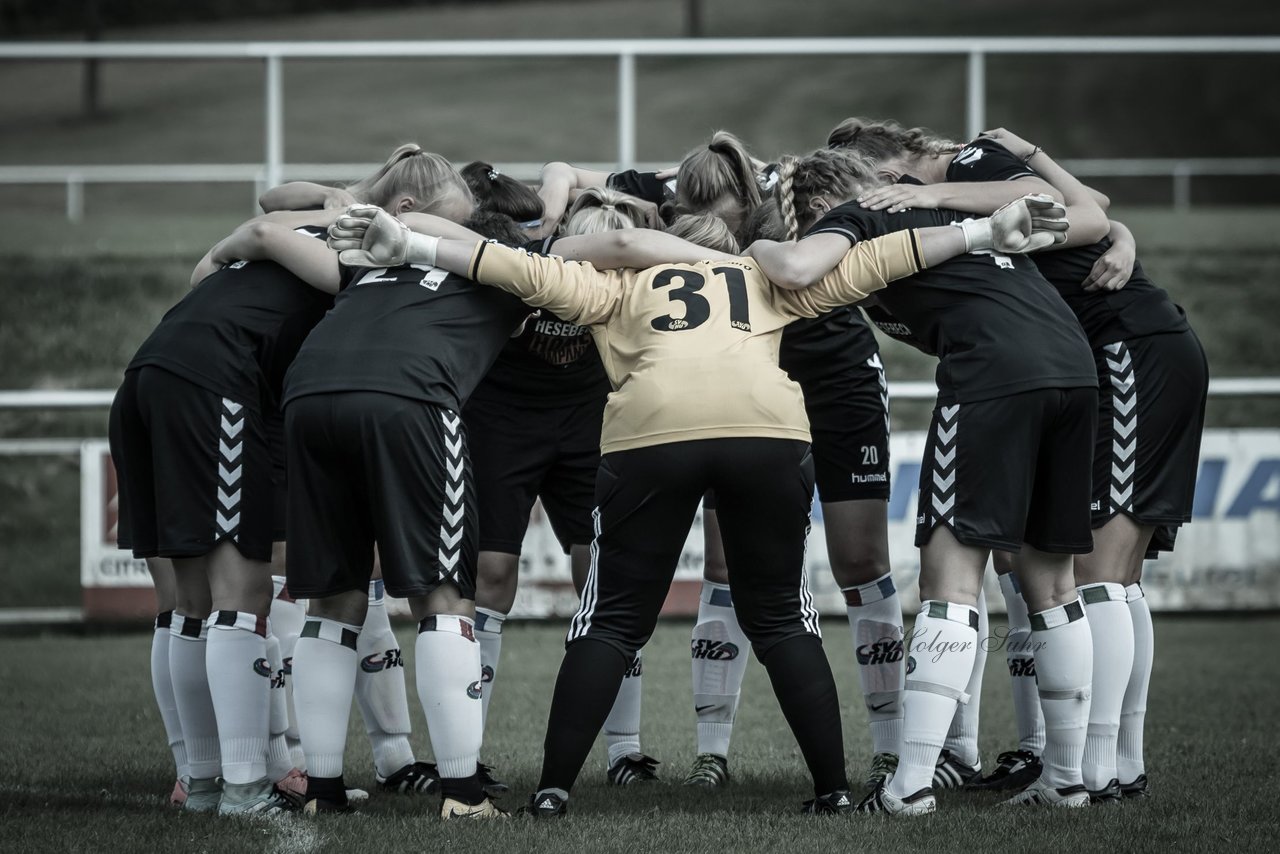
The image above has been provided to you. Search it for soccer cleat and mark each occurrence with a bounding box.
[274,768,307,807]
[301,796,355,816]
[478,762,509,797]
[607,752,660,786]
[932,749,982,790]
[682,753,730,788]
[169,778,189,807]
[376,761,441,795]
[801,789,855,815]
[1003,779,1090,808]
[855,781,937,816]
[518,790,568,819]
[1088,778,1123,805]
[218,778,298,817]
[441,796,509,820]
[182,776,222,813]
[967,749,1042,791]
[1120,774,1149,799]
[864,752,899,791]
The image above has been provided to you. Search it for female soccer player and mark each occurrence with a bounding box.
[326,190,1064,815]
[749,145,1100,815]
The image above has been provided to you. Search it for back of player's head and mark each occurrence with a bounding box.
[346,144,474,220]
[675,130,762,238]
[665,213,740,255]
[461,161,544,225]
[775,148,883,240]
[462,210,529,248]
[743,198,785,243]
[562,187,647,236]
[826,117,962,162]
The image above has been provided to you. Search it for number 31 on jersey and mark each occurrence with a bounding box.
[649,266,752,333]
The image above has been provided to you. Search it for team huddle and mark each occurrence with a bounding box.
[109,116,1207,819]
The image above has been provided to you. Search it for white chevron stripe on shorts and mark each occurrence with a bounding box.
[1104,342,1138,513]
[437,410,466,582]
[867,353,890,436]
[927,404,959,528]
[216,398,244,542]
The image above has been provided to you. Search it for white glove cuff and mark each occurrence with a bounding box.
[953,218,993,253]
[404,231,440,266]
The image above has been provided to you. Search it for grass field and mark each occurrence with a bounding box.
[1,617,1277,853]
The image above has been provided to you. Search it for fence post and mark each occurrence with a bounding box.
[1173,162,1192,212]
[966,50,986,141]
[264,54,284,192]
[66,174,84,223]
[617,51,636,170]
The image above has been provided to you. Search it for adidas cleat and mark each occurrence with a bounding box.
[967,749,1042,791]
[932,749,982,790]
[801,789,854,814]
[607,752,660,786]
[682,753,730,788]
[864,752,899,791]
[376,761,440,795]
[441,796,508,820]
[218,778,298,817]
[1003,779,1089,808]
[182,776,221,813]
[1088,778,1123,805]
[478,762,509,797]
[169,778,189,807]
[855,781,937,816]
[519,790,568,819]
[1120,774,1149,799]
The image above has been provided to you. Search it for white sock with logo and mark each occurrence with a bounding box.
[292,617,360,779]
[415,615,482,781]
[691,582,750,758]
[355,581,415,778]
[1030,600,1093,790]
[1079,582,1134,791]
[475,607,506,733]
[1118,582,1154,784]
[998,572,1045,754]
[943,587,987,767]
[151,612,188,780]
[604,650,644,766]
[265,630,295,782]
[269,578,307,770]
[169,613,220,780]
[206,610,271,785]
[842,572,905,756]
[887,601,978,799]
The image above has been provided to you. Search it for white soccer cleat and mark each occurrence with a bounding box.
[1003,778,1090,808]
[441,796,509,820]
[855,781,937,817]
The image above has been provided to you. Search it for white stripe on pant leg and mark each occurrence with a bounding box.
[798,513,821,637]
[438,410,466,585]
[216,398,244,543]
[1104,342,1138,514]
[569,506,602,642]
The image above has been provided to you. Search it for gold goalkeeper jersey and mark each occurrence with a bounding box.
[467,230,923,454]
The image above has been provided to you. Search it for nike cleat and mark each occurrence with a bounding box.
[301,796,354,816]
[932,749,982,790]
[441,796,508,820]
[519,790,568,819]
[864,752,899,790]
[967,749,1042,791]
[607,752,660,786]
[376,761,440,795]
[855,781,937,816]
[1088,778,1123,805]
[218,778,298,817]
[682,753,730,788]
[478,762,509,797]
[1120,774,1149,799]
[801,789,855,815]
[1003,779,1089,808]
[182,776,222,813]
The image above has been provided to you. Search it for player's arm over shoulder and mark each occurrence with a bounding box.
[470,242,625,326]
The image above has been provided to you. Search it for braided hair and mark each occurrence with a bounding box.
[775,149,885,240]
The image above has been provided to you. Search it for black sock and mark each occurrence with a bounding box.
[760,634,849,795]
[305,774,347,803]
[441,772,484,805]
[537,638,632,793]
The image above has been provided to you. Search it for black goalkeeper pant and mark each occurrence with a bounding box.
[539,437,848,798]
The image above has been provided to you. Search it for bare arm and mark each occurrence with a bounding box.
[1082,220,1137,292]
[750,226,968,291]
[259,181,357,213]
[534,161,615,239]
[859,176,1064,215]
[190,210,342,286]
[398,212,486,241]
[191,222,340,293]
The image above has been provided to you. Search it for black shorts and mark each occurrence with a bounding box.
[803,351,891,502]
[265,410,288,542]
[569,438,819,660]
[915,387,1098,554]
[1092,329,1208,536]
[108,366,275,562]
[463,392,604,554]
[284,391,477,600]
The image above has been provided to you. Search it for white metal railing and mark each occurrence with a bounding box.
[2,37,1279,216]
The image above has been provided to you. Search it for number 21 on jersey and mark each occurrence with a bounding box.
[649,266,752,333]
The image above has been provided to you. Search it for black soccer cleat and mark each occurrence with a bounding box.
[518,790,568,818]
[967,749,1043,791]
[607,752,661,786]
[932,748,982,790]
[682,753,730,788]
[376,761,441,795]
[801,789,855,815]
[1088,778,1123,805]
[1120,774,1149,799]
[478,762,510,797]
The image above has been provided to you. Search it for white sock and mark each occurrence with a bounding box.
[1079,582,1135,791]
[944,587,986,766]
[206,611,271,785]
[356,582,415,777]
[475,607,506,733]
[604,650,644,766]
[169,613,220,780]
[1118,582,1154,784]
[887,601,977,799]
[1030,600,1093,790]
[691,582,750,758]
[151,612,188,780]
[843,572,905,756]
[269,580,307,770]
[415,615,482,781]
[292,617,360,779]
[265,631,295,782]
[998,572,1044,754]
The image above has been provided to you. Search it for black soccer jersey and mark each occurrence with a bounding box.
[282,257,530,413]
[606,170,673,205]
[860,302,936,357]
[808,204,1096,405]
[942,138,1190,346]
[127,226,334,413]
[778,305,881,388]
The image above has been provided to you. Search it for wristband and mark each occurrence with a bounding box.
[404,231,440,266]
[951,218,993,252]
